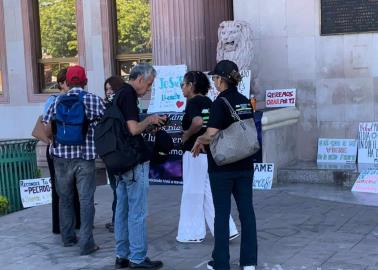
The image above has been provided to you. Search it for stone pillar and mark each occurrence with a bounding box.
[151,0,233,71]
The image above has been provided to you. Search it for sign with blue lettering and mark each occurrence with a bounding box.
[20,178,52,208]
[148,65,187,113]
[317,138,357,164]
[253,163,274,190]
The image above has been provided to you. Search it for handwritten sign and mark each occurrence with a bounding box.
[352,170,378,194]
[207,70,251,101]
[265,88,296,108]
[317,163,356,170]
[358,122,378,164]
[20,178,52,208]
[317,138,357,163]
[253,163,274,190]
[148,65,187,113]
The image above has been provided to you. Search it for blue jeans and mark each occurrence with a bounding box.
[53,157,96,253]
[209,170,258,270]
[115,162,150,263]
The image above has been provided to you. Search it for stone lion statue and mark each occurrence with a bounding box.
[216,20,255,72]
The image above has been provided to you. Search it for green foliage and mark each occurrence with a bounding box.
[37,0,152,59]
[39,0,78,58]
[35,168,42,178]
[0,196,9,215]
[116,0,152,54]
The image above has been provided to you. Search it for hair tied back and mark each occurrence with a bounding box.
[230,70,242,83]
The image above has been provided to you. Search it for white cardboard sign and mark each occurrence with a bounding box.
[352,170,378,194]
[265,88,296,108]
[148,65,187,113]
[317,138,357,163]
[20,178,52,208]
[358,122,378,164]
[253,163,274,190]
[207,70,251,101]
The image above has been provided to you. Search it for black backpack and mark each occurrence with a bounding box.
[94,90,148,175]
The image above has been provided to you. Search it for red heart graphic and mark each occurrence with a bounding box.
[176,101,184,108]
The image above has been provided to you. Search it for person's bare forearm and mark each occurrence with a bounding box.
[128,118,151,135]
[196,127,219,145]
[127,115,167,135]
[183,117,203,141]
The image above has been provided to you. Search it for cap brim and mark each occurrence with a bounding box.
[208,70,216,75]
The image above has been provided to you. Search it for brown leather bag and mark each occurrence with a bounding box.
[31,115,52,144]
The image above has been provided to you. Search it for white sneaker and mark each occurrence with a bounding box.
[176,238,204,243]
[207,260,215,270]
[229,233,240,241]
[243,266,255,270]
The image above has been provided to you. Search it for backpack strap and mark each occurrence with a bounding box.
[110,89,126,120]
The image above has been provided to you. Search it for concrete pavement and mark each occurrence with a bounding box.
[1,183,378,270]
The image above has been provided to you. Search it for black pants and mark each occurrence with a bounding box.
[108,172,117,224]
[208,170,258,270]
[46,145,81,234]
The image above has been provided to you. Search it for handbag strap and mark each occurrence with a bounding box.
[220,97,241,122]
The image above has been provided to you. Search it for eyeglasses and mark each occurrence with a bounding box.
[212,75,220,81]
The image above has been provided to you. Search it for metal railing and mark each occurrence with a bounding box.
[0,139,39,213]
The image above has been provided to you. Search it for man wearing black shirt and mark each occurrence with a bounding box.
[114,63,166,269]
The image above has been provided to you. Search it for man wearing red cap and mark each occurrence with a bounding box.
[43,65,105,255]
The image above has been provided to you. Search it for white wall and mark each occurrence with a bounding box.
[0,0,107,139]
[234,0,378,160]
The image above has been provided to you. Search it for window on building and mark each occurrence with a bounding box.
[36,0,79,93]
[113,0,152,79]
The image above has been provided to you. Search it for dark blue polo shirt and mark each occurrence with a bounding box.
[207,87,254,173]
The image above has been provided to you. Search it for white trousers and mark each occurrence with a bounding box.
[176,152,238,241]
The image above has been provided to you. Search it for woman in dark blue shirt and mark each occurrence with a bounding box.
[192,61,258,270]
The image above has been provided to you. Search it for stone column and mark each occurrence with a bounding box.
[151,0,233,71]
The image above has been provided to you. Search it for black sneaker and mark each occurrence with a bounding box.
[129,257,163,269]
[207,260,215,270]
[63,237,78,247]
[115,257,129,269]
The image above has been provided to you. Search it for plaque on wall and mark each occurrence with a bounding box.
[321,0,378,35]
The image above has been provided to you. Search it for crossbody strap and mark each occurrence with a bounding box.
[220,97,241,122]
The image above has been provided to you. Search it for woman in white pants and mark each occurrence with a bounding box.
[177,71,238,243]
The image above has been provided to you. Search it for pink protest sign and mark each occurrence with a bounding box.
[352,170,378,194]
[265,88,296,108]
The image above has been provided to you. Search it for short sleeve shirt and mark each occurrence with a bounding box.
[181,95,212,151]
[117,83,140,122]
[42,87,105,160]
[116,83,151,163]
[43,94,58,117]
[207,87,254,173]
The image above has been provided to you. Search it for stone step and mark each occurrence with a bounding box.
[277,161,367,188]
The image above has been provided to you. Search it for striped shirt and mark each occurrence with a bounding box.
[42,87,105,160]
